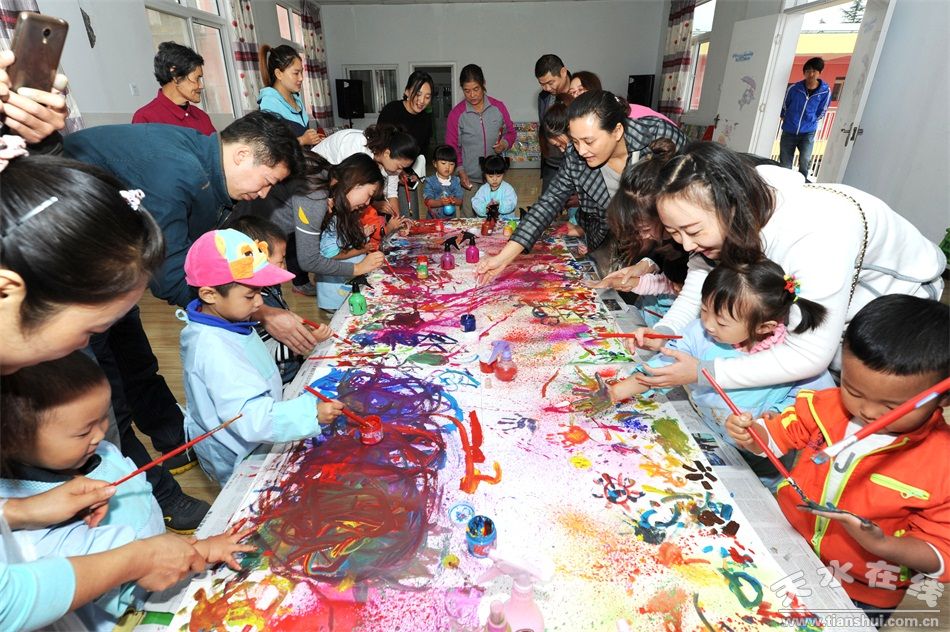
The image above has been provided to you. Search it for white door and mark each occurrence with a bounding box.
[816,0,896,182]
[714,13,803,156]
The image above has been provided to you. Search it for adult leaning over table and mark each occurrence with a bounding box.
[625,141,946,392]
[475,90,686,280]
[0,154,207,631]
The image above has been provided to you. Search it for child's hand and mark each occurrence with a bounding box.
[305,321,332,342]
[355,251,385,276]
[565,222,585,237]
[363,223,377,237]
[608,376,649,403]
[725,412,766,454]
[317,399,345,425]
[193,531,256,571]
[386,215,411,235]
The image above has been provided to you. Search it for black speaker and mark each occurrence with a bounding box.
[627,74,655,107]
[336,79,365,119]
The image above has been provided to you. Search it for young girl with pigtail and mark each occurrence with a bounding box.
[610,258,836,487]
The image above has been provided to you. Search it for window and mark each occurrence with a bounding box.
[686,0,716,112]
[276,3,304,44]
[344,65,398,115]
[831,76,846,102]
[145,2,236,115]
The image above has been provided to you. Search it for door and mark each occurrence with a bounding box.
[411,64,455,148]
[816,0,895,182]
[714,13,804,156]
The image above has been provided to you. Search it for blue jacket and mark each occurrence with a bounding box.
[0,442,164,631]
[64,124,233,308]
[781,79,831,135]
[472,181,518,220]
[257,87,308,136]
[179,300,322,483]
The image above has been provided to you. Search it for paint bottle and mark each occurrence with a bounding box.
[441,236,459,270]
[460,313,476,332]
[462,232,480,264]
[347,280,368,316]
[480,219,492,236]
[484,601,512,632]
[479,341,496,374]
[493,342,517,382]
[465,515,497,558]
[503,220,517,238]
[478,549,553,632]
[416,255,429,279]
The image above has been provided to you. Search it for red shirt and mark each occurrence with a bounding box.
[131,89,216,136]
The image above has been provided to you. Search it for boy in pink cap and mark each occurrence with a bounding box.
[179,229,343,482]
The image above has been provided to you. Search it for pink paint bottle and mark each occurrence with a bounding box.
[440,236,459,270]
[484,601,511,632]
[463,231,479,264]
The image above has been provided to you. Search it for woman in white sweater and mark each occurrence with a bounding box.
[628,143,945,391]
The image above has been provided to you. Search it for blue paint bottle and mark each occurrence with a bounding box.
[466,515,496,558]
[460,313,476,332]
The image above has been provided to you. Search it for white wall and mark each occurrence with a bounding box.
[321,1,666,127]
[841,0,949,243]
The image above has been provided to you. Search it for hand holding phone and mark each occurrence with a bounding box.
[7,12,68,92]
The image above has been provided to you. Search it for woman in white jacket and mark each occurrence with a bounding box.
[627,142,945,392]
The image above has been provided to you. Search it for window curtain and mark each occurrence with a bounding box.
[657,0,696,124]
[0,0,83,132]
[299,0,332,127]
[223,0,262,115]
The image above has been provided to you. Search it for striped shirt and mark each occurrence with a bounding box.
[510,117,686,252]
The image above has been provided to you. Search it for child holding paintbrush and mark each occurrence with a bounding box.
[610,260,834,487]
[180,229,345,483]
[0,352,252,631]
[726,295,950,624]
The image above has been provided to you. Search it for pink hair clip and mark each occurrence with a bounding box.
[0,135,28,173]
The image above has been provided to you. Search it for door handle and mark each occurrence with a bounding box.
[843,124,863,147]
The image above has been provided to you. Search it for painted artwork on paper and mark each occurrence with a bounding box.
[167,220,819,631]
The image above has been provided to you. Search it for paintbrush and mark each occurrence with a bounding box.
[701,369,810,502]
[303,385,383,445]
[110,413,243,486]
[812,376,950,464]
[301,318,355,346]
[595,332,682,340]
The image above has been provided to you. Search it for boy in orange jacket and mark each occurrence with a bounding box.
[726,295,949,625]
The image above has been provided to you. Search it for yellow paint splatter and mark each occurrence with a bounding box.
[569,454,592,469]
[442,553,460,568]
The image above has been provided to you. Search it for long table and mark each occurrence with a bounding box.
[139,220,870,631]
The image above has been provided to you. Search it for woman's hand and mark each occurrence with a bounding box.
[633,347,699,388]
[3,476,115,530]
[256,305,318,355]
[354,251,385,276]
[493,138,509,153]
[459,171,473,191]
[588,261,655,291]
[0,52,68,144]
[193,531,256,571]
[298,129,322,146]
[131,534,206,591]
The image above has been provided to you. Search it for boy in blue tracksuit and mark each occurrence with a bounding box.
[179,229,343,483]
[779,57,831,180]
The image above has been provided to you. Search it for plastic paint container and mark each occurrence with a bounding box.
[359,415,384,445]
[460,313,476,332]
[466,515,497,558]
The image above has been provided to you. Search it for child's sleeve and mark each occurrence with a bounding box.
[422,176,439,201]
[906,498,950,582]
[499,182,517,215]
[197,334,320,445]
[762,391,824,454]
[319,224,341,258]
[471,184,489,216]
[449,177,463,200]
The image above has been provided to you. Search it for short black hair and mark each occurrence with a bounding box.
[803,57,825,73]
[220,111,303,176]
[535,54,565,78]
[153,42,204,86]
[459,64,485,87]
[480,154,509,175]
[433,144,457,164]
[844,295,949,377]
[226,214,286,247]
[0,351,108,476]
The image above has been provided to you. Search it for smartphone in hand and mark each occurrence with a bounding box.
[7,12,69,92]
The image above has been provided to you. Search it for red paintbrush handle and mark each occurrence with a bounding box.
[596,332,682,340]
[302,319,354,345]
[303,385,363,425]
[110,413,243,487]
[851,375,950,441]
[701,369,792,479]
